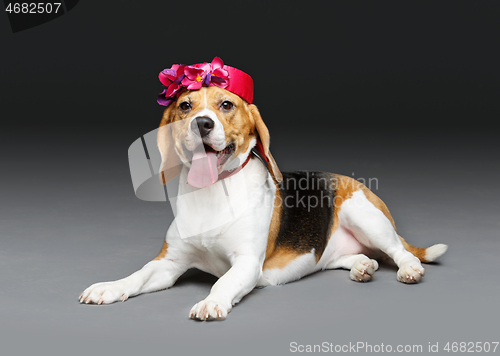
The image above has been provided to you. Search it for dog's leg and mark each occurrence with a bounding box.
[340,191,425,284]
[79,244,189,304]
[326,254,379,282]
[189,255,260,321]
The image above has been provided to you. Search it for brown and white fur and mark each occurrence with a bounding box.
[79,86,448,320]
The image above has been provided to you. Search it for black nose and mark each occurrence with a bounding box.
[192,116,215,137]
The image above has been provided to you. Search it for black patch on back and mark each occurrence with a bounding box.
[275,171,337,259]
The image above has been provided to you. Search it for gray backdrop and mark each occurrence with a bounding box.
[1,1,499,355]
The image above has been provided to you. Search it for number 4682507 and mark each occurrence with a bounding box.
[5,3,62,14]
[444,342,499,353]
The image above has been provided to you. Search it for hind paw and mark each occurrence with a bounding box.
[350,259,379,282]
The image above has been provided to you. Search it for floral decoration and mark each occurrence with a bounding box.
[157,57,230,106]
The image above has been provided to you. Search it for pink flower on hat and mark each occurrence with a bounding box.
[182,63,211,90]
[181,57,230,90]
[208,57,229,88]
[157,57,234,107]
[159,64,186,97]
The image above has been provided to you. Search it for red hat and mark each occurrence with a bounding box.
[157,57,254,107]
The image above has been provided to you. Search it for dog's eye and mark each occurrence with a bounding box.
[220,101,234,112]
[179,101,192,112]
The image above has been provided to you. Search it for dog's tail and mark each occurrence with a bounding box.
[399,235,448,263]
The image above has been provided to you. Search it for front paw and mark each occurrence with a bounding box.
[397,261,425,284]
[189,300,230,321]
[79,281,129,305]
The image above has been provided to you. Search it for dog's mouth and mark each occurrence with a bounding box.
[213,142,235,167]
[187,142,236,189]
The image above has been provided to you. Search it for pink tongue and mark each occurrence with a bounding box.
[187,145,219,188]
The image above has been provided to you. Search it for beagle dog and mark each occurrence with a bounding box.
[79,59,448,321]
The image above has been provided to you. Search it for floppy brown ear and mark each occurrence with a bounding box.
[157,106,183,185]
[249,104,283,183]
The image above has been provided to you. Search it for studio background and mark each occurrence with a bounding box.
[1,1,498,355]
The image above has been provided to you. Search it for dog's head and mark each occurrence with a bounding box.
[158,85,282,188]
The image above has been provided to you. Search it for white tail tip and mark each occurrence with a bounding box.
[425,244,448,262]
